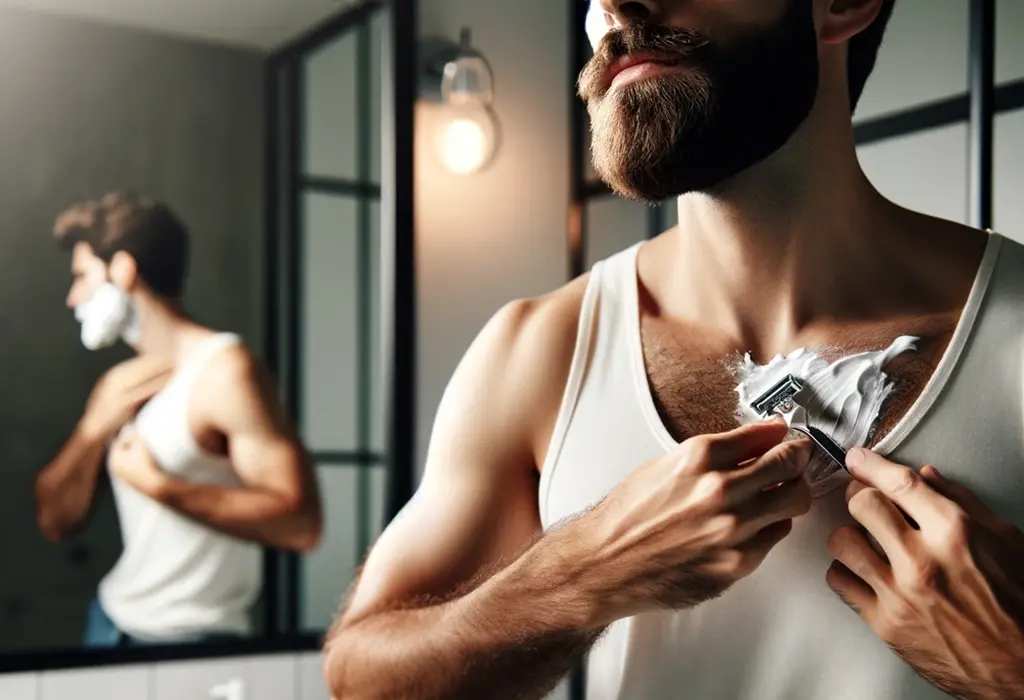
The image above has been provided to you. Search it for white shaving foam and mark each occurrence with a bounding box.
[734,335,919,496]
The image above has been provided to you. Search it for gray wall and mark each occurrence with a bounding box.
[0,6,264,650]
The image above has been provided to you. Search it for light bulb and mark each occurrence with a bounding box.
[434,105,497,175]
[441,118,486,174]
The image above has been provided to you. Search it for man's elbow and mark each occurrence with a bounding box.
[34,487,72,544]
[293,512,323,552]
[322,635,368,700]
[36,509,72,544]
[281,498,322,552]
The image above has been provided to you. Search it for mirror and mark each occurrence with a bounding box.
[0,0,391,659]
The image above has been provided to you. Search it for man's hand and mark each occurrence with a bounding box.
[81,356,173,442]
[827,448,1024,700]
[583,419,813,625]
[109,431,173,499]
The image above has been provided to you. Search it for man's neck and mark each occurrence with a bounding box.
[130,296,206,362]
[649,114,984,363]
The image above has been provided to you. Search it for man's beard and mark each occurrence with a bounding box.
[578,0,820,203]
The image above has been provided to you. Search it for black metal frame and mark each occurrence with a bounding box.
[565,0,1010,697]
[0,0,417,674]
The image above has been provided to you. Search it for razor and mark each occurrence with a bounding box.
[750,374,848,471]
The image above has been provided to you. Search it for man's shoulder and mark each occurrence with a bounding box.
[191,334,264,401]
[432,274,594,459]
[482,273,592,373]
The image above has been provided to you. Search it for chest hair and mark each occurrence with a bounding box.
[640,314,957,447]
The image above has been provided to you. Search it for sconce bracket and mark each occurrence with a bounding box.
[418,37,463,103]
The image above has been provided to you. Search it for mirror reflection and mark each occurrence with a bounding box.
[1,0,389,655]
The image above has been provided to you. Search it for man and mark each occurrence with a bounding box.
[34,192,322,647]
[325,1,1024,699]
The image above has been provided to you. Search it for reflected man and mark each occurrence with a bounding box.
[34,192,322,648]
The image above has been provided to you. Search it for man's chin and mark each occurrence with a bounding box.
[595,158,702,204]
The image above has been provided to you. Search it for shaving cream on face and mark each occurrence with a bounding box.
[74,282,140,351]
[733,335,919,496]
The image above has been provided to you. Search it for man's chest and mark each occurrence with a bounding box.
[639,315,958,447]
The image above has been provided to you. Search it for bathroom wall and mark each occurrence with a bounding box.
[0,652,329,700]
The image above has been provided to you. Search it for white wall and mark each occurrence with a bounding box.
[414,3,571,698]
[415,0,571,473]
[0,652,330,700]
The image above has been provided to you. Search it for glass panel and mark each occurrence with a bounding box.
[369,9,384,184]
[301,193,359,450]
[854,1,968,122]
[996,0,1024,85]
[368,199,386,452]
[303,29,359,179]
[857,123,968,225]
[301,464,388,632]
[585,195,652,270]
[995,109,1024,245]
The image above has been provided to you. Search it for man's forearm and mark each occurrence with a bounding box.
[324,526,607,700]
[35,423,108,542]
[153,480,320,551]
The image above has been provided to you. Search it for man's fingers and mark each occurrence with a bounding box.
[826,560,877,615]
[702,520,794,579]
[846,486,914,568]
[128,370,173,403]
[700,419,791,470]
[846,448,948,527]
[727,476,812,543]
[920,465,1005,531]
[723,438,813,506]
[827,525,891,593]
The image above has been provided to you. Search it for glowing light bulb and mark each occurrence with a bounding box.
[434,106,497,175]
[441,118,487,174]
[427,28,500,174]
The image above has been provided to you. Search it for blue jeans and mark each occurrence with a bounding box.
[82,597,242,648]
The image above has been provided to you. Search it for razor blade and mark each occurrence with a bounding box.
[750,374,848,472]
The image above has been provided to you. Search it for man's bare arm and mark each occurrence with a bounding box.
[328,516,607,700]
[36,356,173,542]
[146,347,322,551]
[324,283,598,700]
[34,423,108,542]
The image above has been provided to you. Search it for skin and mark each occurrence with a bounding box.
[323,1,1024,698]
[34,242,322,552]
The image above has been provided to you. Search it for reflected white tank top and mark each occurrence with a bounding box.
[99,333,261,641]
[539,231,1024,700]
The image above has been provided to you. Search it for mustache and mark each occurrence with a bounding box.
[578,24,711,99]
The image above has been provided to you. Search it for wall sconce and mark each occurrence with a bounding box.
[419,28,500,175]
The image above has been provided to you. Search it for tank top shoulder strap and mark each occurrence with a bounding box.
[173,332,243,388]
[538,243,643,484]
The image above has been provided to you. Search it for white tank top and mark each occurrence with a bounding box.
[99,333,261,641]
[539,231,1024,700]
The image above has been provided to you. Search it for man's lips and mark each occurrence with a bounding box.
[604,53,682,89]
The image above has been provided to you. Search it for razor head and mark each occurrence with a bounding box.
[750,374,805,418]
[749,373,850,472]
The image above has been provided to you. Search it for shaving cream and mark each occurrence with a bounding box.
[74,282,140,351]
[734,335,919,496]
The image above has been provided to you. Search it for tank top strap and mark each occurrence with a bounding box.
[538,243,644,524]
[172,332,242,389]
